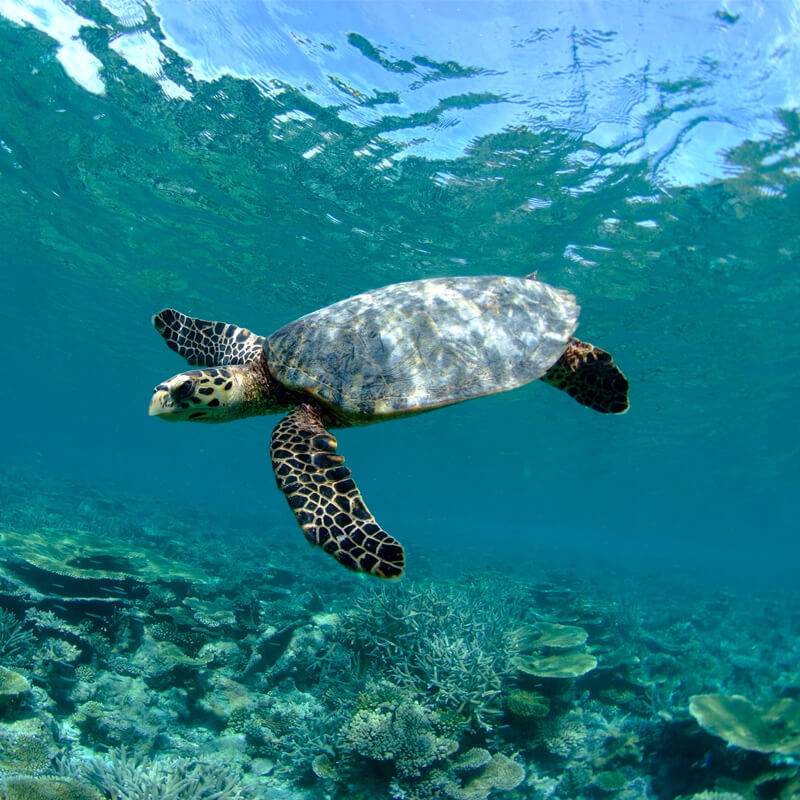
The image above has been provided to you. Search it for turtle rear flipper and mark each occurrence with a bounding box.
[270,404,405,579]
[542,339,629,414]
[154,308,266,367]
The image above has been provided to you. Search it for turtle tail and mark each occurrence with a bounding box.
[541,338,629,414]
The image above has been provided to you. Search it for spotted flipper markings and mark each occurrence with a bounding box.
[541,338,629,414]
[270,404,405,578]
[153,308,267,367]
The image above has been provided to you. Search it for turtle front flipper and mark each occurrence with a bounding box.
[541,339,629,414]
[154,308,266,367]
[270,404,405,579]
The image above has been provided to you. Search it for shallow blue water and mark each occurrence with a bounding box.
[0,0,798,588]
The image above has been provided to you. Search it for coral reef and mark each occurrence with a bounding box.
[510,619,597,679]
[445,751,524,800]
[0,717,57,775]
[504,689,550,720]
[689,693,800,756]
[0,667,30,719]
[0,776,103,800]
[514,650,597,679]
[0,610,35,665]
[0,527,207,595]
[1,471,798,800]
[339,580,518,730]
[343,699,458,778]
[76,748,246,800]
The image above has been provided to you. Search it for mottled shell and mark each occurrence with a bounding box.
[265,276,579,419]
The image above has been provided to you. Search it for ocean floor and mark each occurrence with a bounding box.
[1,469,798,800]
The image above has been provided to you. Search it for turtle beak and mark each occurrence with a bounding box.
[149,385,179,419]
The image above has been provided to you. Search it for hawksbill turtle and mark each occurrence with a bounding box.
[149,274,628,578]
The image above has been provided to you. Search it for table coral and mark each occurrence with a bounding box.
[0,667,30,719]
[513,650,597,679]
[689,693,800,756]
[444,752,525,800]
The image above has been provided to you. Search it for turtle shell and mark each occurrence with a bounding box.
[265,276,579,419]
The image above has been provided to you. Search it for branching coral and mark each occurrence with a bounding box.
[78,748,246,800]
[0,609,35,665]
[225,683,345,776]
[340,580,517,729]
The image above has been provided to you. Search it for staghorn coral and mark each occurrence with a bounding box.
[341,580,516,729]
[0,610,35,665]
[77,747,246,800]
[343,699,458,778]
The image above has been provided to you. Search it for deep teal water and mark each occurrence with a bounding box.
[0,0,798,589]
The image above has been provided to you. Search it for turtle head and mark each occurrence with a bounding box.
[149,366,259,423]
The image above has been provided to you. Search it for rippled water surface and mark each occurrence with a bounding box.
[1,0,798,576]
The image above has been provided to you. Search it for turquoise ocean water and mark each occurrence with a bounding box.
[1,1,799,798]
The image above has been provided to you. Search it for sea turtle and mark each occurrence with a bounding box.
[149,274,628,579]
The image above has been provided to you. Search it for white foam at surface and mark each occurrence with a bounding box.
[56,37,105,95]
[110,30,162,77]
[159,77,191,100]
[0,0,105,94]
[109,29,191,99]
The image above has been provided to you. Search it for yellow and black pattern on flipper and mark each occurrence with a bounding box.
[541,338,629,414]
[153,308,267,367]
[270,404,405,578]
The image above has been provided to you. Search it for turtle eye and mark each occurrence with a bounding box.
[171,378,196,401]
